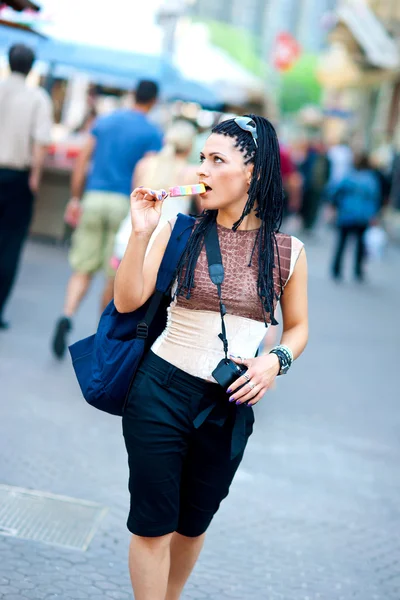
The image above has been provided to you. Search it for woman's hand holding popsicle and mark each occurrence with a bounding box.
[130,184,205,236]
[130,187,168,236]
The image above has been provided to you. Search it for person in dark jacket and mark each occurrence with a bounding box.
[298,140,330,233]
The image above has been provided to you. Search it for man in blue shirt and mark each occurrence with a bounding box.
[52,80,162,358]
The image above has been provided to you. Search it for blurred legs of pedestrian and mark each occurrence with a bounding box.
[0,169,34,329]
[331,224,368,281]
[51,191,129,358]
[300,191,321,235]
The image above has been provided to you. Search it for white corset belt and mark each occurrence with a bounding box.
[151,304,267,382]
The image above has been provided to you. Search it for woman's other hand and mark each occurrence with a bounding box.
[226,354,280,406]
[130,187,168,235]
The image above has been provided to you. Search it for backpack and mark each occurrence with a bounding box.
[68,213,195,416]
[336,172,379,225]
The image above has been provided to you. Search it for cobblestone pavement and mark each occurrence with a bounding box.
[0,231,399,600]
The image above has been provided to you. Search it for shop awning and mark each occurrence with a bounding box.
[337,1,399,69]
[0,0,44,36]
[0,25,176,81]
[0,25,221,108]
[2,0,40,11]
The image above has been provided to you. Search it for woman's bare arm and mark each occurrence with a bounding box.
[114,224,172,313]
[223,247,309,406]
[279,248,309,358]
[114,187,171,313]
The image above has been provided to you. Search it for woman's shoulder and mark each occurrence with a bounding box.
[133,155,157,187]
[275,233,305,283]
[168,216,178,230]
[275,232,305,252]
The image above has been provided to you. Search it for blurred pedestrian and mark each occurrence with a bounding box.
[391,151,400,209]
[0,44,53,330]
[382,149,400,244]
[51,80,162,358]
[297,138,330,234]
[330,153,381,282]
[280,143,302,216]
[112,119,197,270]
[327,137,353,185]
[188,123,212,167]
[115,114,308,599]
[369,150,391,210]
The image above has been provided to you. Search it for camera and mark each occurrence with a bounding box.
[212,358,248,391]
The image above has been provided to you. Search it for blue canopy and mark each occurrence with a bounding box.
[0,25,221,108]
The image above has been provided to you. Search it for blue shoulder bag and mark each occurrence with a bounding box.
[68,213,195,416]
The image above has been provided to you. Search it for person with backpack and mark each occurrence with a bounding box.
[112,115,309,599]
[330,153,381,281]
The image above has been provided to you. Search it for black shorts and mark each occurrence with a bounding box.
[122,351,254,538]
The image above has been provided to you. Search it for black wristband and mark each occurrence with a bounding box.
[269,348,292,375]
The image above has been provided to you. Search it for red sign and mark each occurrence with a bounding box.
[272,32,301,71]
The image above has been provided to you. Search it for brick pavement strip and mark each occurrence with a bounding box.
[0,238,400,599]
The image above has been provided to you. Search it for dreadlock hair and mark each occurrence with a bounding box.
[175,114,284,325]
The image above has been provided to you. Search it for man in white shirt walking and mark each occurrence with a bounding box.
[0,44,53,329]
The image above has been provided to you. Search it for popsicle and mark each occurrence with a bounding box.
[169,184,206,197]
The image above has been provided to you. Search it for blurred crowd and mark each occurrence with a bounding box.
[0,42,399,348]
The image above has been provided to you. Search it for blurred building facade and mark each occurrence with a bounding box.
[319,0,400,149]
[190,0,338,54]
[189,0,265,38]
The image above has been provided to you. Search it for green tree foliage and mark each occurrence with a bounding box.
[195,19,265,78]
[279,54,322,114]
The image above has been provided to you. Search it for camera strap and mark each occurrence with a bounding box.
[204,220,229,361]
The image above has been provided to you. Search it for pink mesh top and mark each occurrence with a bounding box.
[176,223,292,323]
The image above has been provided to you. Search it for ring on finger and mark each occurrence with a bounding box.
[243,373,250,382]
[249,381,256,390]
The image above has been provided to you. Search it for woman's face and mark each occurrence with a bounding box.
[197,133,253,211]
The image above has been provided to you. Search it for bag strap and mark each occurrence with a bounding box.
[136,213,195,340]
[156,213,196,292]
[204,220,229,361]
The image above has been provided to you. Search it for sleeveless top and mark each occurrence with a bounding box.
[152,222,304,382]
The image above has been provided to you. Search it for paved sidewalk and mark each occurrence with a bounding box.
[0,232,399,600]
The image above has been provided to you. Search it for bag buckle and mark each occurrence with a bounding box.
[136,322,148,339]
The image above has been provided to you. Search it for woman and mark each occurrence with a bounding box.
[114,115,308,599]
[112,119,198,269]
[330,153,381,281]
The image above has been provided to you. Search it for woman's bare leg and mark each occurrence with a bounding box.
[129,533,173,600]
[165,532,206,600]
